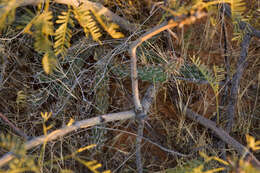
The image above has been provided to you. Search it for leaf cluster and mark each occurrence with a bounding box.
[0,0,124,74]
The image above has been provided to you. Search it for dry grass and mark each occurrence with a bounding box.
[0,0,259,172]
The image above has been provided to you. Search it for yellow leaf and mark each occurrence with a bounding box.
[77,144,96,153]
[41,112,52,121]
[67,118,75,126]
[246,134,260,151]
[42,53,57,74]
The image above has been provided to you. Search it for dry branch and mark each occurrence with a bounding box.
[0,111,132,167]
[0,84,158,168]
[1,1,259,171]
[129,21,175,113]
[128,12,206,172]
[0,112,134,167]
[129,22,179,172]
[129,10,207,113]
[136,119,144,173]
[220,3,259,133]
[226,33,252,132]
[183,106,260,168]
[222,4,260,38]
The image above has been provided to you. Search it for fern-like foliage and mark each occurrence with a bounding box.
[191,0,247,43]
[1,1,125,74]
[73,5,102,43]
[15,8,36,30]
[191,56,219,88]
[90,9,124,39]
[16,90,27,108]
[229,0,246,19]
[35,11,54,36]
[0,133,40,172]
[190,0,246,21]
[31,11,54,53]
[42,52,57,75]
[246,134,260,151]
[54,8,74,58]
[34,32,53,53]
[0,133,25,156]
[23,11,53,53]
[23,10,57,74]
[191,56,225,123]
[229,0,247,42]
[0,0,18,31]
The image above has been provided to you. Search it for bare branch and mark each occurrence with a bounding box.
[129,13,205,171]
[129,21,178,113]
[0,111,133,167]
[226,33,252,132]
[135,84,158,172]
[129,23,175,172]
[136,119,144,173]
[182,106,260,168]
[0,84,158,168]
[129,11,206,113]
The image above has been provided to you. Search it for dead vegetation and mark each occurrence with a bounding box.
[0,0,260,172]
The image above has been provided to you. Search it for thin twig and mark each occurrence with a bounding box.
[221,5,231,99]
[0,111,135,167]
[128,21,178,172]
[221,4,260,38]
[216,0,257,134]
[0,113,29,140]
[95,126,189,157]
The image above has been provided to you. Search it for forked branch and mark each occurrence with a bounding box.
[129,10,207,113]
[0,85,163,168]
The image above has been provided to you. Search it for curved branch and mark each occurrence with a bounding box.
[129,21,178,113]
[128,11,207,113]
